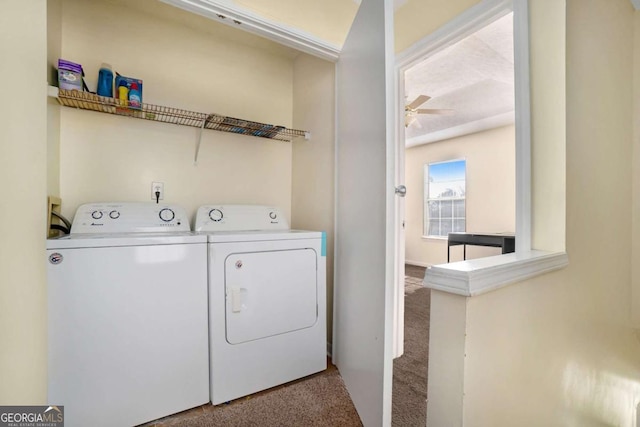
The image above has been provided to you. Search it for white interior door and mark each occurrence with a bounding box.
[333,0,395,425]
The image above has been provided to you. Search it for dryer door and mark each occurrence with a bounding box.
[225,249,317,344]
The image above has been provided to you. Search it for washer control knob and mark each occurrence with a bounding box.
[159,208,175,222]
[269,211,277,220]
[109,210,120,219]
[91,210,103,220]
[209,208,223,222]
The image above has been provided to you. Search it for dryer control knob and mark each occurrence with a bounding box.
[91,210,103,220]
[269,211,277,220]
[159,208,175,222]
[109,210,120,219]
[209,208,223,222]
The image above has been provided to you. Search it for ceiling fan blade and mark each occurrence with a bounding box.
[405,116,417,128]
[406,94,431,110]
[416,108,455,115]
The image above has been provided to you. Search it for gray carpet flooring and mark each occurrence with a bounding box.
[199,369,360,427]
[142,365,362,427]
[392,264,430,427]
[142,264,429,426]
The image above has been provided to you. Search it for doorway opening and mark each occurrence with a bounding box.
[405,12,516,265]
[392,10,516,426]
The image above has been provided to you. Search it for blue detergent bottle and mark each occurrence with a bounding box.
[96,63,113,97]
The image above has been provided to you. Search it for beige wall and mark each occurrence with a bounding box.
[405,125,515,266]
[528,0,567,252]
[463,0,640,425]
[235,0,358,48]
[632,8,640,327]
[0,0,48,404]
[426,290,467,426]
[291,54,336,345]
[394,0,481,52]
[47,0,62,197]
[58,0,297,222]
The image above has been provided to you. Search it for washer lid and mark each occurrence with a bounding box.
[195,205,289,232]
[71,202,191,234]
[47,232,207,249]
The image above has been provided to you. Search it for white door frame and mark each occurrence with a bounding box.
[394,0,531,310]
[398,4,535,424]
[392,51,406,359]
[393,0,531,355]
[393,0,511,358]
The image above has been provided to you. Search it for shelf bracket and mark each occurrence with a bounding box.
[194,113,216,165]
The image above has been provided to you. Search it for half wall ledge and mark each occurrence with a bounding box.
[423,250,569,296]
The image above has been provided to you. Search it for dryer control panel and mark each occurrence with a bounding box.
[195,205,289,232]
[71,202,190,234]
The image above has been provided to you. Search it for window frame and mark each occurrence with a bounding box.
[423,159,467,238]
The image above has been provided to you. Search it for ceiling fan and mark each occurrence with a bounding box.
[405,94,454,128]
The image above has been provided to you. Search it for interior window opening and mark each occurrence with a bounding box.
[404,12,516,265]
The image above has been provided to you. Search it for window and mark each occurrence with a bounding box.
[424,159,466,237]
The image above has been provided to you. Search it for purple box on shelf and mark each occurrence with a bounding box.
[58,59,83,91]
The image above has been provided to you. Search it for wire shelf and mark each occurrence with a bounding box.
[55,89,308,142]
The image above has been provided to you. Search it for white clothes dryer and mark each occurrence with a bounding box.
[47,202,209,427]
[195,205,327,404]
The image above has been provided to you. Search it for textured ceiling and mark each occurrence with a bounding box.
[404,13,514,144]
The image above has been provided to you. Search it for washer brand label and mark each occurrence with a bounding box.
[0,405,64,426]
[49,253,63,265]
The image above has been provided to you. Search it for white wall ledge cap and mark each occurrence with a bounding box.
[423,250,568,296]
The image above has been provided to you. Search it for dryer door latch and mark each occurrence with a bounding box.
[230,287,243,313]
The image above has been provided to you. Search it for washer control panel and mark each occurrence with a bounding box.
[71,202,190,234]
[194,205,288,232]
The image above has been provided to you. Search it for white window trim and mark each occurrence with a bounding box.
[396,0,568,297]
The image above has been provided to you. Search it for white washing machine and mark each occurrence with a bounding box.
[195,205,327,404]
[47,202,209,427]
